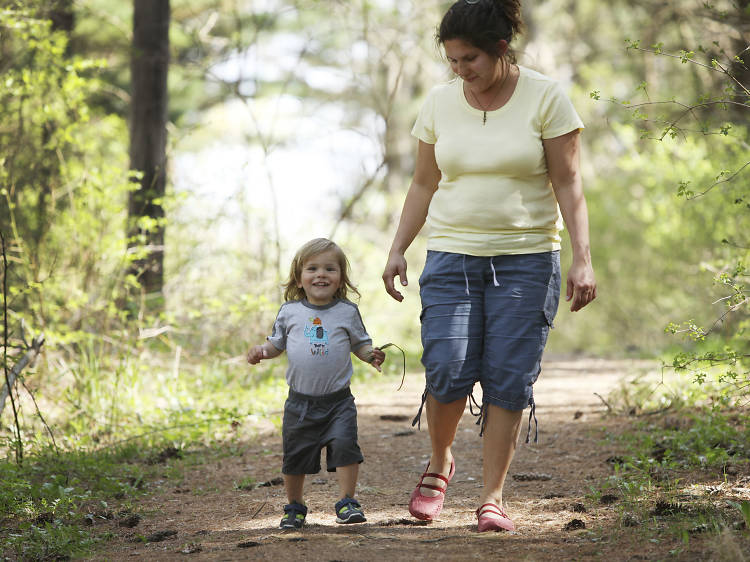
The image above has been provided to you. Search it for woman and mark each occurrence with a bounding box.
[382,0,596,533]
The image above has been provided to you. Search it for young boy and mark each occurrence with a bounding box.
[247,238,385,529]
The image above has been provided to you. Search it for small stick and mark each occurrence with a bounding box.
[371,343,407,390]
[593,392,613,412]
[250,502,267,520]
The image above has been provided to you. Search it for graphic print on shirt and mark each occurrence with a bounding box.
[304,317,329,356]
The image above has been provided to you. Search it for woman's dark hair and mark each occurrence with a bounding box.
[437,0,524,62]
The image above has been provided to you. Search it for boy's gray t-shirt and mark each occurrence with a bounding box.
[267,299,372,396]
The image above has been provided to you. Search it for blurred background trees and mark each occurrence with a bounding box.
[1,0,747,449]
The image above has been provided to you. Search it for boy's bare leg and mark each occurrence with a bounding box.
[336,463,359,498]
[284,474,305,504]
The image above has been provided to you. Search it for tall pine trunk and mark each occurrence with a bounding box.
[127,0,170,301]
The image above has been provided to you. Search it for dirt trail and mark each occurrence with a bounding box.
[89,358,714,561]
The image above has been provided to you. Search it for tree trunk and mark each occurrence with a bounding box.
[127,0,170,299]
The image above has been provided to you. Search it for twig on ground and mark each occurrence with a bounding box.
[594,392,613,412]
[250,502,267,520]
[636,405,673,417]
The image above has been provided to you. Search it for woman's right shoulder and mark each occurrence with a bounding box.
[425,79,458,99]
[416,79,459,113]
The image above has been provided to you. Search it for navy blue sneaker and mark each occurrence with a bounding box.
[279,502,307,529]
[335,497,366,524]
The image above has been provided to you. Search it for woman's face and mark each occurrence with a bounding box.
[444,38,505,93]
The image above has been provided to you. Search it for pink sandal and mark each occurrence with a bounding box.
[476,502,515,532]
[408,459,455,521]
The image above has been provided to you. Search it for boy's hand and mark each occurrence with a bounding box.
[368,347,386,372]
[246,345,266,365]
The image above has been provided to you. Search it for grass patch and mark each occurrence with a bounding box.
[594,403,749,551]
[0,442,155,560]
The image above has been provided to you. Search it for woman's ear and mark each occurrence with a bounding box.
[497,39,509,57]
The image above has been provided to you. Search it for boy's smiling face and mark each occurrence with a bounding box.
[297,249,342,305]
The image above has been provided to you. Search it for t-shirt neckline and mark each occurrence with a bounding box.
[458,65,524,118]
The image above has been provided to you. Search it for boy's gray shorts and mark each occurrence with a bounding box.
[282,386,363,475]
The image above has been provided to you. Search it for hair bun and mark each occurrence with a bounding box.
[491,0,523,38]
[438,0,524,61]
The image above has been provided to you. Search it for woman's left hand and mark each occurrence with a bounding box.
[565,260,596,312]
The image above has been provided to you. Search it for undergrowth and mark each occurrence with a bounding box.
[594,369,750,556]
[0,442,151,560]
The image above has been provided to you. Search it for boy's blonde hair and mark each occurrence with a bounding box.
[283,238,360,302]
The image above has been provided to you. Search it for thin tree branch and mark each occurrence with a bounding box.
[630,45,750,97]
[1,229,23,464]
[329,158,388,239]
[21,378,58,456]
[687,160,750,199]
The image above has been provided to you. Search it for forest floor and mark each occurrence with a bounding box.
[88,357,749,561]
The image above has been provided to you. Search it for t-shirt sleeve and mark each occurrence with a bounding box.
[266,307,287,351]
[410,88,438,144]
[347,305,372,351]
[540,81,584,139]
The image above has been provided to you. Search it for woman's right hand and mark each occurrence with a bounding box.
[382,252,409,302]
[382,141,439,303]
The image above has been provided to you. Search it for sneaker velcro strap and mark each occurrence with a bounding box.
[335,497,361,512]
[283,502,308,516]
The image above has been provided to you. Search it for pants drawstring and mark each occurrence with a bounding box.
[411,388,428,429]
[525,397,538,444]
[462,254,470,296]
[468,392,482,417]
[415,390,538,441]
[489,257,500,287]
[467,392,489,435]
[477,404,489,437]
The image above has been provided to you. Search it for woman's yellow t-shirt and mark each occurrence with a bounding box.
[411,66,584,256]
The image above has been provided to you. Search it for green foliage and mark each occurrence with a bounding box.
[594,407,749,545]
[728,500,750,529]
[0,443,150,559]
[634,411,747,469]
[1,6,134,347]
[5,523,96,561]
[0,362,290,557]
[233,475,256,491]
[33,333,289,450]
[547,0,750,368]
